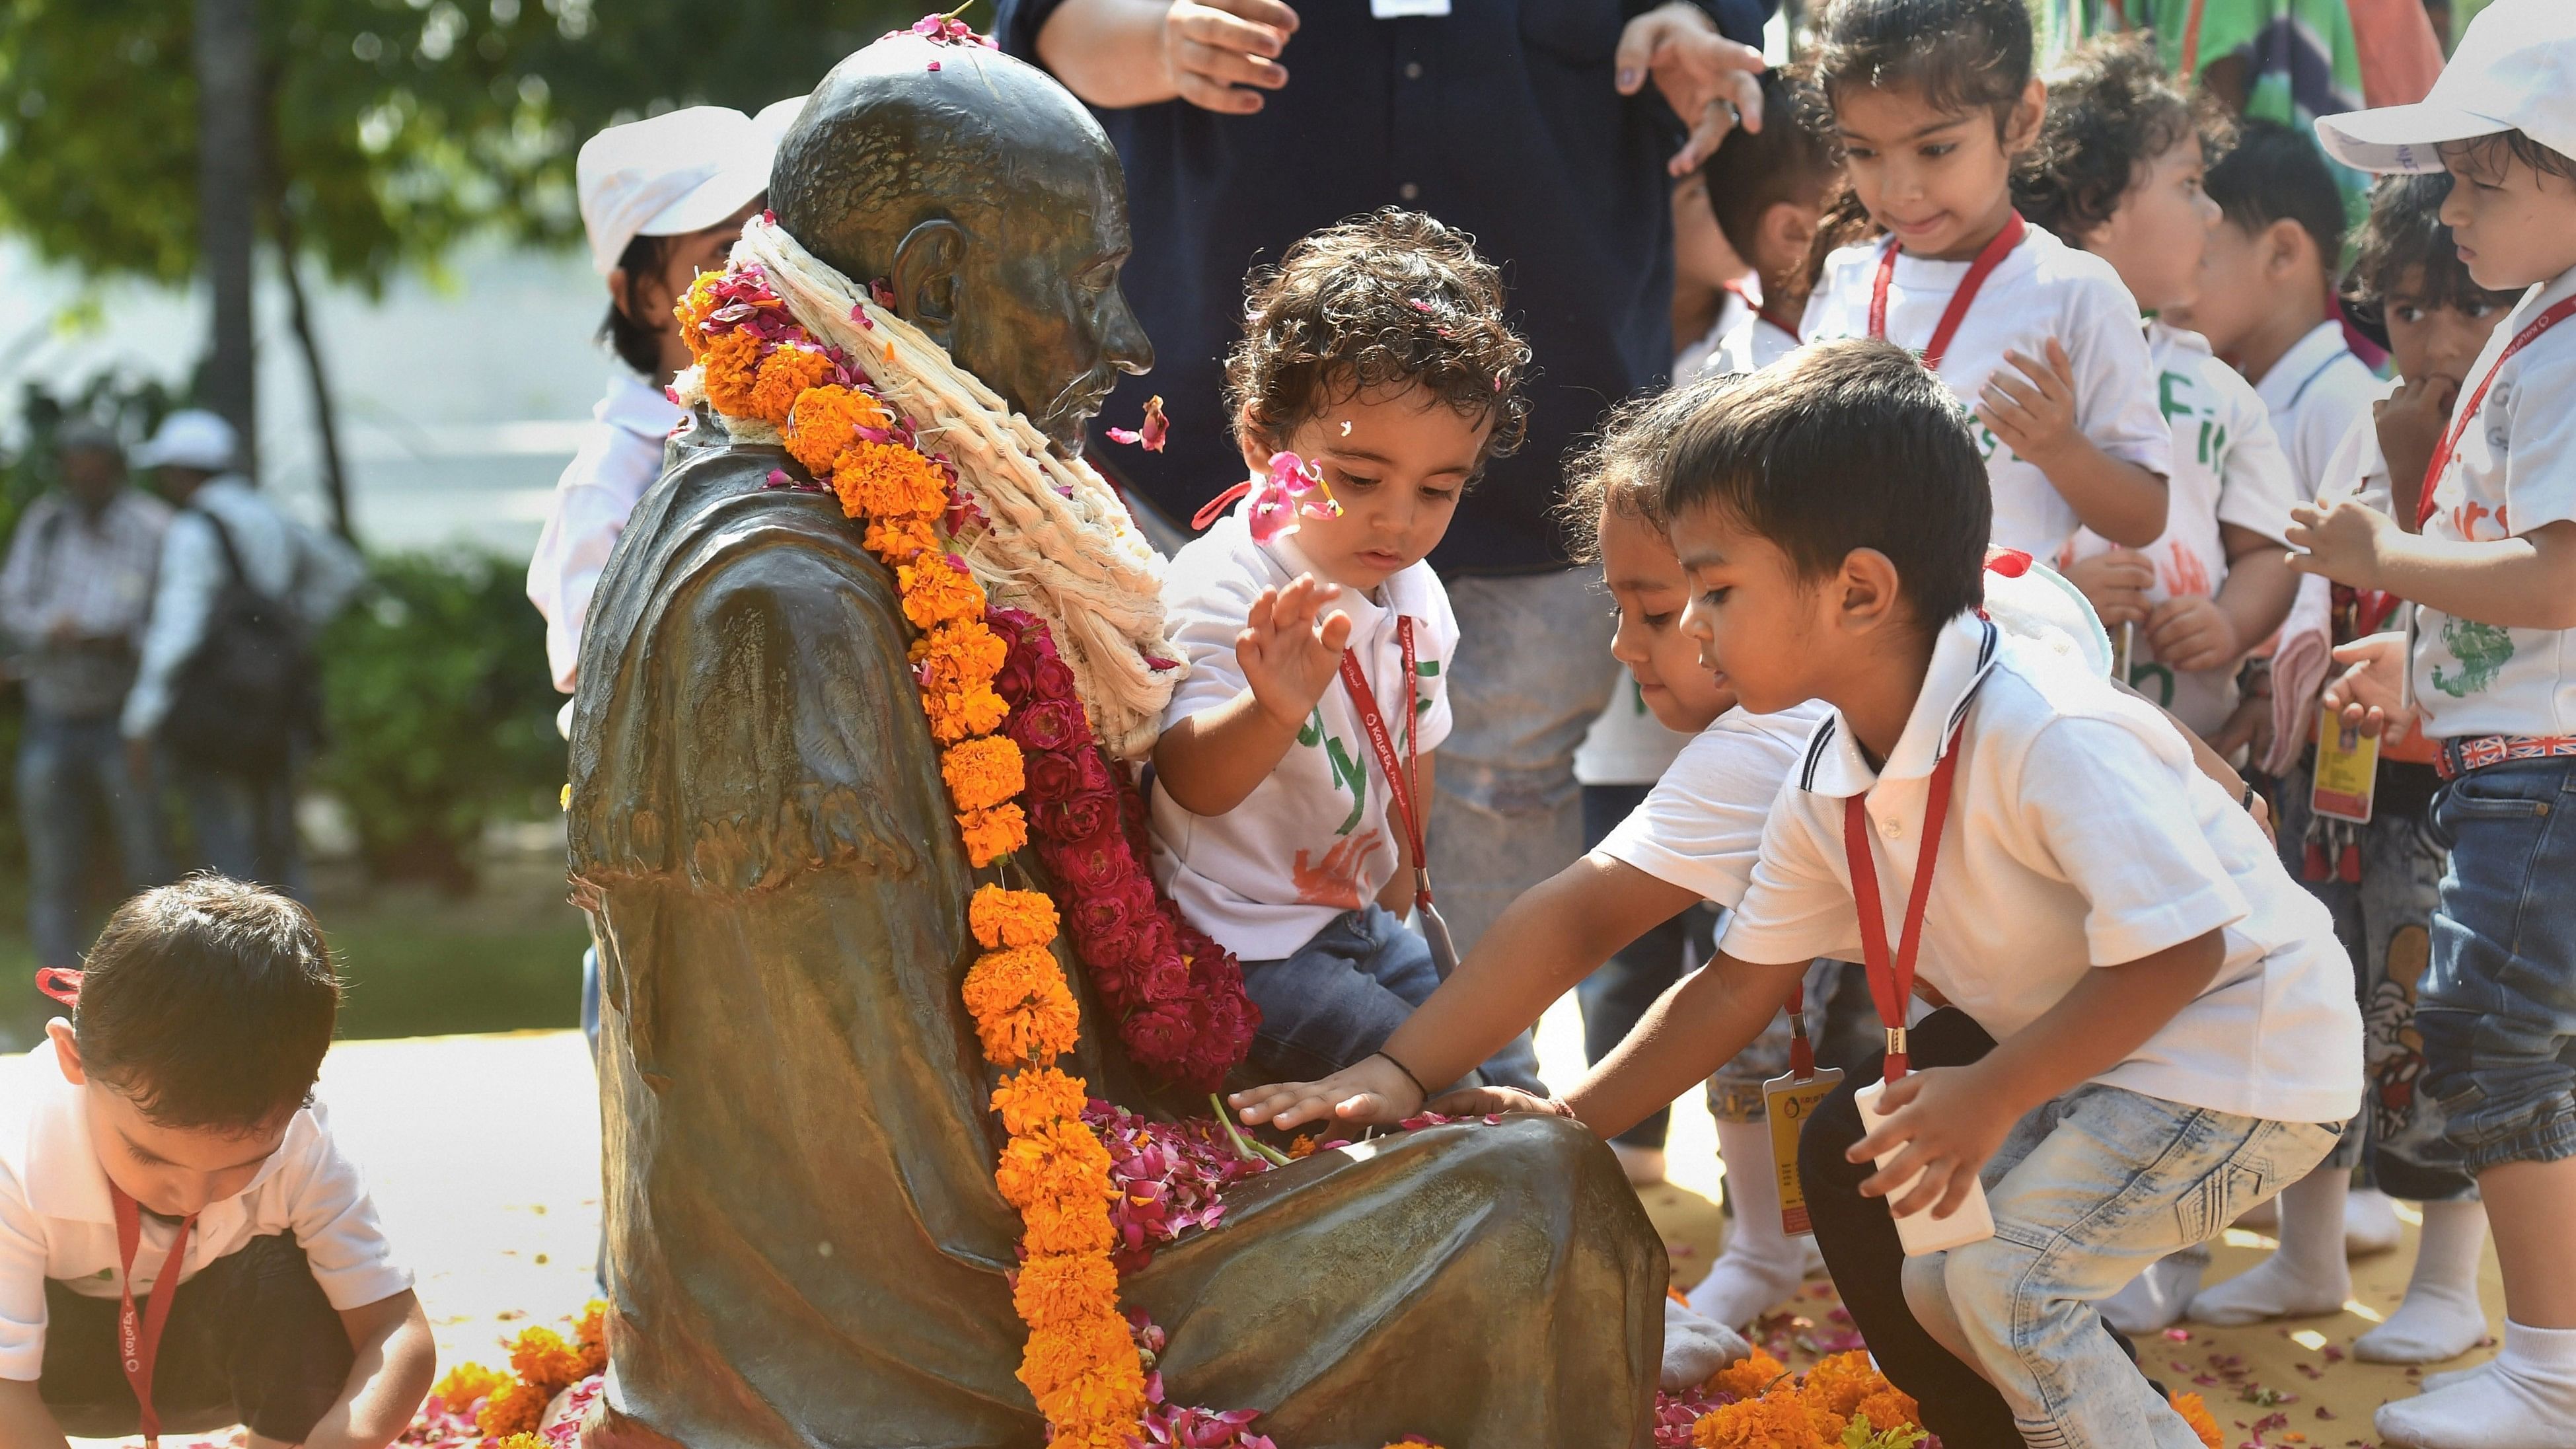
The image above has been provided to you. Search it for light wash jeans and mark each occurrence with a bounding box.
[1901,1084,2339,1449]
[1428,570,1621,957]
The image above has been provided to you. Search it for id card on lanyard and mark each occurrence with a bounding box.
[110,1185,198,1448]
[1337,618,1460,973]
[1760,973,1843,1237]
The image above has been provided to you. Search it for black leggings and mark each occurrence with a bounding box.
[1798,1009,2151,1449]
[40,1234,355,1441]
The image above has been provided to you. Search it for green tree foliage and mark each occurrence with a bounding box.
[0,0,924,292]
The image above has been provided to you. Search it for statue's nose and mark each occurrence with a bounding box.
[1101,287,1154,377]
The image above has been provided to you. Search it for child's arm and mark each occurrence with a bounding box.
[1551,952,1812,1141]
[1152,574,1354,817]
[2147,524,2298,673]
[1980,340,2170,548]
[301,1289,435,1449]
[0,1380,71,1449]
[1230,851,1703,1129]
[1372,751,1436,916]
[2289,504,2576,631]
[1850,930,2226,1218]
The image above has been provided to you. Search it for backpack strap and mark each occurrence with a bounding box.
[189,504,255,596]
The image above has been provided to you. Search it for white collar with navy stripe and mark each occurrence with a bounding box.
[1798,612,2000,798]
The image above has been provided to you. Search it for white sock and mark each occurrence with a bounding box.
[2358,1199,2493,1364]
[1687,1117,1818,1327]
[2348,1185,2405,1257]
[2102,1247,2207,1333]
[2376,1319,2576,1448]
[2421,1358,2501,1393]
[1661,1298,1752,1392]
[2189,1166,2351,1325]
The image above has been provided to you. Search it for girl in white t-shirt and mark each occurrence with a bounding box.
[1796,0,2173,561]
[1150,210,1541,1093]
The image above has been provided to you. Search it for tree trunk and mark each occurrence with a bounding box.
[272,204,357,544]
[195,0,261,470]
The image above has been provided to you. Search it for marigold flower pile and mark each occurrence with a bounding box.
[1688,1350,1926,1449]
[422,1302,607,1440]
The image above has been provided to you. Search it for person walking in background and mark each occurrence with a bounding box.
[997,0,1773,957]
[121,410,363,897]
[0,423,171,973]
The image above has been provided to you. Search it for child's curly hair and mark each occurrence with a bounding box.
[2342,172,2524,336]
[1558,375,1738,564]
[2016,35,2234,244]
[1225,208,1531,477]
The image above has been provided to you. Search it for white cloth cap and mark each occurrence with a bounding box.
[577,104,780,276]
[2314,0,2576,174]
[131,409,239,472]
[1984,560,2115,680]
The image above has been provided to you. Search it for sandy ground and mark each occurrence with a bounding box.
[77,996,2504,1446]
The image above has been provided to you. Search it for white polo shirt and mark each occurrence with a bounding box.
[0,1042,412,1380]
[1150,503,1458,961]
[2252,320,2378,498]
[2063,322,2300,736]
[526,370,687,701]
[2409,262,2576,738]
[1596,702,1833,907]
[1720,612,2363,1125]
[1802,224,2173,559]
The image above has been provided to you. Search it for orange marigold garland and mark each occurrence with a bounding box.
[438,1301,611,1438]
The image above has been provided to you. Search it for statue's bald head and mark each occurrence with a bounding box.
[769,35,1152,453]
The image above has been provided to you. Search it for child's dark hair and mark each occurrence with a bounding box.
[601,233,671,377]
[2017,35,2232,243]
[2203,118,2345,266]
[1226,208,1531,472]
[73,876,340,1133]
[1559,375,1738,564]
[2342,172,2522,339]
[1812,0,2035,136]
[2441,130,2576,188]
[1657,340,1989,630]
[1701,69,1839,262]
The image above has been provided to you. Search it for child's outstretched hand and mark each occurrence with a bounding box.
[1238,573,1353,729]
[2321,631,2419,745]
[1977,340,2082,466]
[2146,594,2240,674]
[2286,500,2396,591]
[2062,548,2156,629]
[1230,1053,1421,1131]
[1846,1065,2014,1220]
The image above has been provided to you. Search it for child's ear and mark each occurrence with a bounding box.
[1761,201,1818,278]
[2003,77,2047,158]
[2263,217,2314,281]
[1835,547,1907,633]
[1237,404,1277,478]
[46,1018,85,1086]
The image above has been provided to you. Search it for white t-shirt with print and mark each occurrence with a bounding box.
[1596,702,1833,907]
[2253,320,2380,499]
[1574,668,1695,788]
[2408,264,2576,738]
[1720,613,2363,1125]
[2318,383,2398,515]
[1150,505,1458,961]
[1801,224,2173,558]
[0,1044,414,1380]
[2062,322,2299,736]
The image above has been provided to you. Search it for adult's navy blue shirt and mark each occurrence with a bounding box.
[996,0,1766,576]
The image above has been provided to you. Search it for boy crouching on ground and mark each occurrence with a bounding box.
[0,876,433,1449]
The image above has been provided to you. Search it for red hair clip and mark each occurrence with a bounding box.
[34,967,81,1007]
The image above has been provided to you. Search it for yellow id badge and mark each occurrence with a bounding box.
[1761,1067,1845,1237]
[2311,716,2381,824]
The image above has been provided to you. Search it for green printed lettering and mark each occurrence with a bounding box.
[1325,735,1368,835]
[2158,370,2195,422]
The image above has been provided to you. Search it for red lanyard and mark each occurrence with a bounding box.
[1337,617,1430,908]
[2418,295,2576,529]
[109,1185,196,1448]
[1724,278,1802,346]
[1869,211,2028,372]
[1841,727,1968,1083]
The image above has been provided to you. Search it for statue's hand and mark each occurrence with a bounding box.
[1230,1052,1421,1132]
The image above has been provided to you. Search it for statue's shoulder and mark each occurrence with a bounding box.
[570,422,941,895]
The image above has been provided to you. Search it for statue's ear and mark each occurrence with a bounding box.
[890,219,967,349]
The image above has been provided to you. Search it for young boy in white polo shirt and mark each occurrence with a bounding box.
[0,877,432,1449]
[2296,6,2576,1440]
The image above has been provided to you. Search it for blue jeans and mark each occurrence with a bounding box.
[1904,1085,2339,1448]
[1428,570,1621,959]
[1240,904,1543,1093]
[2419,757,2576,1175]
[17,711,166,967]
[175,759,305,899]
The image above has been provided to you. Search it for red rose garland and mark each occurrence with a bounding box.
[990,607,1259,1092]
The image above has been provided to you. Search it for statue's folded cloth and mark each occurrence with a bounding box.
[567,29,1666,1449]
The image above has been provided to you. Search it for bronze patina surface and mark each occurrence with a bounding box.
[568,33,1663,1449]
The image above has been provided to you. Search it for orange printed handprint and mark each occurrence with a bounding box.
[2162,540,2211,599]
[1294,829,1386,910]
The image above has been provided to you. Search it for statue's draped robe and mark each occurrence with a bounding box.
[569,413,1665,1449]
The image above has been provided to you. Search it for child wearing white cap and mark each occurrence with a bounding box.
[2297,2,2576,1443]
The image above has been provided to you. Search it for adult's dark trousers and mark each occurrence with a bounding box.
[1798,1008,2152,1449]
[39,1234,353,1441]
